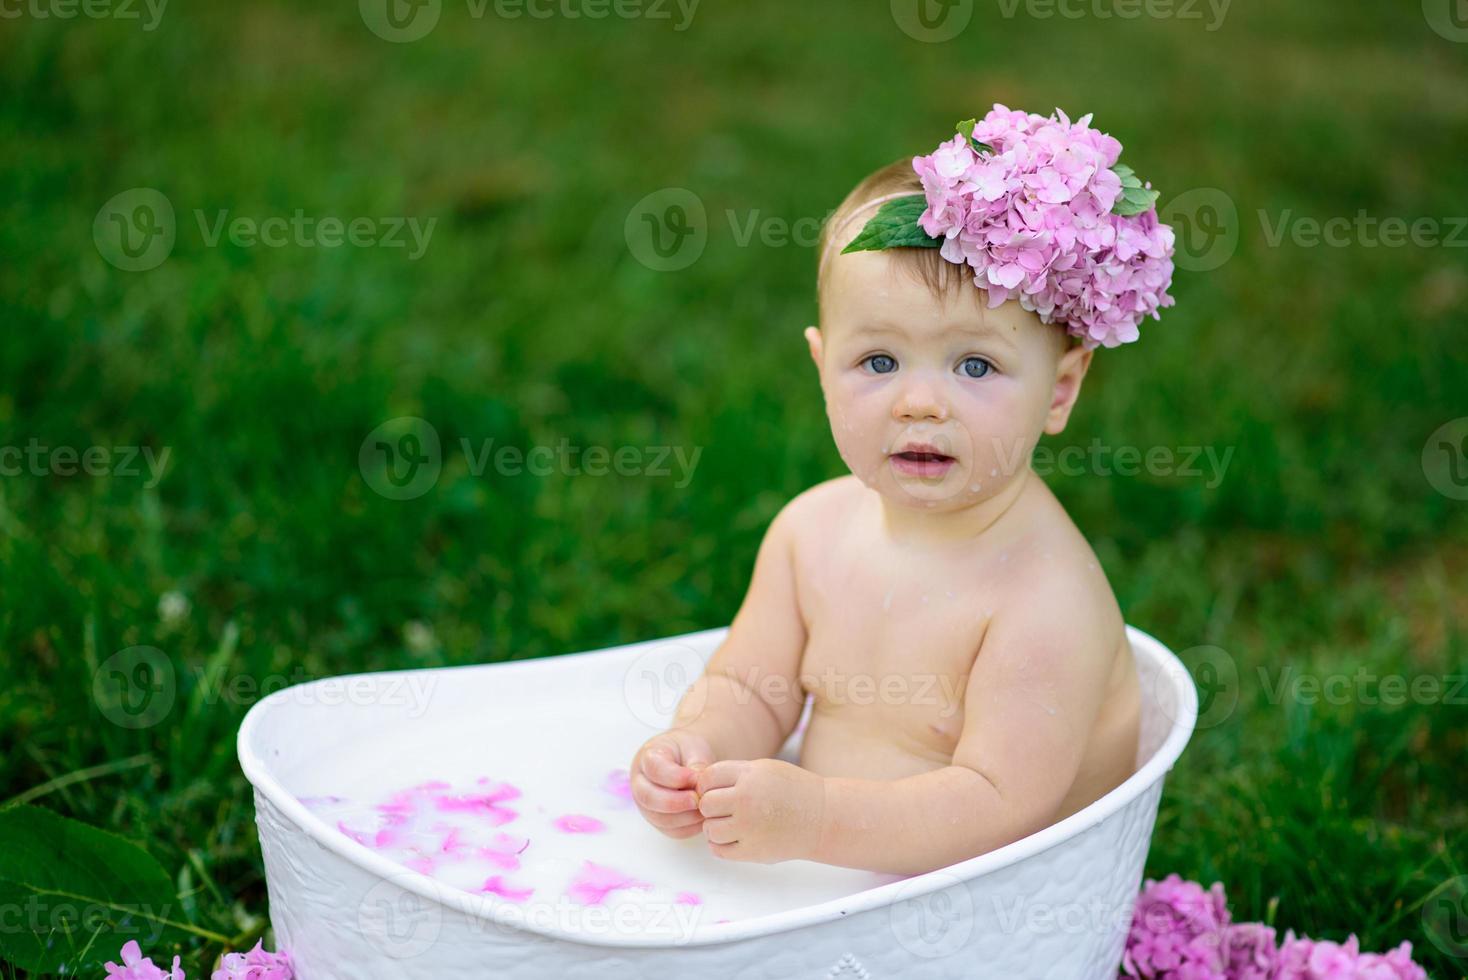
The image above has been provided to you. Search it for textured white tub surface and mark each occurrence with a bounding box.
[238,624,1197,979]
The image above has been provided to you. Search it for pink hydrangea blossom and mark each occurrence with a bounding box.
[211,939,294,980]
[1274,930,1427,980]
[911,104,1175,349]
[104,940,185,980]
[1122,876,1430,980]
[1121,873,1230,978]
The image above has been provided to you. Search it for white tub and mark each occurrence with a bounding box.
[237,624,1196,979]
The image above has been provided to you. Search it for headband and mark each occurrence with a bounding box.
[820,105,1176,350]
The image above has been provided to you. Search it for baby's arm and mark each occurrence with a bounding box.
[669,500,808,760]
[631,499,809,835]
[810,593,1116,875]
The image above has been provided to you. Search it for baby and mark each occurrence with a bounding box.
[630,106,1175,876]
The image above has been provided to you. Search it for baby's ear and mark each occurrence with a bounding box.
[1044,345,1093,435]
[803,325,823,370]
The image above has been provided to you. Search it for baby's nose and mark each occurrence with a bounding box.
[892,378,949,422]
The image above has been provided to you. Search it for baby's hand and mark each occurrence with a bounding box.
[696,759,826,864]
[630,730,716,840]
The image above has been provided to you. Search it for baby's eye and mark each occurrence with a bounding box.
[862,354,897,374]
[957,356,994,379]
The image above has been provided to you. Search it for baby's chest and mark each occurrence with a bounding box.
[795,577,992,749]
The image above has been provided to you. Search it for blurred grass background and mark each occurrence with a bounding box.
[2,0,1466,975]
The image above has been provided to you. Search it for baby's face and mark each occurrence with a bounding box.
[808,248,1089,510]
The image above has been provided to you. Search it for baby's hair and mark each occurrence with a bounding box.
[816,157,1079,350]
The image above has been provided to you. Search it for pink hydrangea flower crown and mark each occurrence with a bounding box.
[822,104,1177,350]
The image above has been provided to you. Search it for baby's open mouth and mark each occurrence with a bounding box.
[889,447,957,478]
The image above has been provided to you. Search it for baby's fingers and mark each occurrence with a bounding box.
[640,746,695,790]
[631,768,699,814]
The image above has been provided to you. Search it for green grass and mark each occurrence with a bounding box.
[2,0,1466,975]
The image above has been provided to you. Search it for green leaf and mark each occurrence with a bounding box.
[955,119,994,155]
[840,195,941,254]
[0,805,186,976]
[1112,184,1160,216]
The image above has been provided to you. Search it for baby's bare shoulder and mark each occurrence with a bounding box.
[993,491,1123,641]
[778,474,864,540]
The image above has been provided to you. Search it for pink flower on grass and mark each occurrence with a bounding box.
[1275,931,1427,980]
[1121,874,1230,979]
[105,941,185,980]
[211,939,294,980]
[1123,875,1430,980]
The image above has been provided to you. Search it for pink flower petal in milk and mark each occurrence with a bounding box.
[432,781,521,825]
[603,769,633,806]
[674,892,702,905]
[565,861,652,906]
[478,832,531,870]
[337,821,370,845]
[480,876,535,902]
[404,854,435,874]
[552,814,606,834]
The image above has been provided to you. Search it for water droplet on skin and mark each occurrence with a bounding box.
[990,468,998,477]
[1087,561,1096,570]
[969,484,979,492]
[999,552,1008,563]
[882,587,893,612]
[945,590,954,599]
[921,594,929,603]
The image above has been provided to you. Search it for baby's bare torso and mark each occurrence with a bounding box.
[788,474,1141,821]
